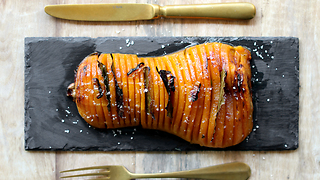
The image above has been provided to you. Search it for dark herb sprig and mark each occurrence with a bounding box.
[92,78,104,99]
[217,69,226,112]
[97,60,111,111]
[111,57,124,118]
[156,66,176,118]
[127,62,145,76]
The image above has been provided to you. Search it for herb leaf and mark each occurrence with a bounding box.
[127,62,145,76]
[111,57,124,118]
[156,66,175,118]
[97,60,111,111]
[217,69,226,112]
[92,78,104,99]
[144,66,153,118]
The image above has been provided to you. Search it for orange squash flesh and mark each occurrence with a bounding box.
[106,54,120,128]
[126,54,135,126]
[91,55,106,128]
[205,43,220,146]
[176,51,193,139]
[69,42,253,148]
[162,56,178,132]
[187,47,205,145]
[223,92,234,147]
[197,44,212,147]
[132,55,141,126]
[169,53,186,136]
[112,54,125,127]
[97,54,113,129]
[139,58,147,129]
[213,95,226,147]
[119,54,131,127]
[184,50,198,142]
[154,57,165,131]
[161,56,172,133]
[232,50,243,145]
[84,55,103,128]
[149,57,160,130]
[74,56,86,126]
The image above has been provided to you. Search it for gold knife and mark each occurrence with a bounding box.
[44,3,256,21]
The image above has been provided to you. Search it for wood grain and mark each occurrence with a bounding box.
[0,0,319,180]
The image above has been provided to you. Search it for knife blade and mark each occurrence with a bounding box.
[44,3,256,21]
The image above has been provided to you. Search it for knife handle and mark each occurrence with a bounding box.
[158,3,256,20]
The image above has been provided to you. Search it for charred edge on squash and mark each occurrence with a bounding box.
[156,66,175,118]
[127,62,145,76]
[190,81,201,102]
[97,61,111,111]
[111,55,124,118]
[92,78,104,99]
[88,52,102,58]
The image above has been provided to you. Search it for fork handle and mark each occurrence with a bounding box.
[130,162,251,180]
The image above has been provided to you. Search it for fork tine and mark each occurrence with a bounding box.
[60,166,111,173]
[60,171,109,179]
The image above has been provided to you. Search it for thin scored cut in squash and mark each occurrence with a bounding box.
[184,49,198,142]
[154,57,165,131]
[131,55,141,126]
[162,55,177,133]
[197,44,212,147]
[91,55,106,128]
[107,54,120,128]
[125,54,135,126]
[145,57,155,129]
[97,54,114,129]
[169,53,186,136]
[119,54,131,126]
[85,55,103,128]
[205,43,220,146]
[75,58,86,127]
[161,56,173,133]
[188,46,205,145]
[176,51,193,140]
[213,94,226,147]
[150,57,160,129]
[232,51,244,145]
[112,54,125,127]
[222,92,234,147]
[138,57,147,129]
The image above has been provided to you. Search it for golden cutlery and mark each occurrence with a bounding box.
[45,3,256,22]
[60,162,251,179]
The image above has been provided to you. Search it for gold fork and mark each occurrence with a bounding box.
[60,162,251,180]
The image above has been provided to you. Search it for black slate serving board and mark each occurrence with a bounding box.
[25,37,299,151]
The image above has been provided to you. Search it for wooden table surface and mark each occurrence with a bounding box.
[1,0,319,179]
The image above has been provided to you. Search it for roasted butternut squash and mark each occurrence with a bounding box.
[67,42,253,148]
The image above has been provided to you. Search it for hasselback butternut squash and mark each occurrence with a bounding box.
[67,42,253,148]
